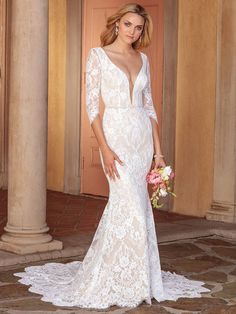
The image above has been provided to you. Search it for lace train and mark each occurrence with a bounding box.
[14,261,210,309]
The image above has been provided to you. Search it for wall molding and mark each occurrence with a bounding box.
[161,0,178,211]
[64,0,82,194]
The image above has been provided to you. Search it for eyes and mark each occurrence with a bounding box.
[124,21,143,31]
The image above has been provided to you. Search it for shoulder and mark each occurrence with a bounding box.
[139,51,147,58]
[139,51,150,68]
[88,46,102,55]
[140,51,147,57]
[86,47,102,63]
[140,51,149,63]
[141,51,150,60]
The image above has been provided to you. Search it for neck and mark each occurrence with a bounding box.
[112,36,133,53]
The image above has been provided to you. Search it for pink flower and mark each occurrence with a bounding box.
[146,170,162,184]
[146,165,176,208]
[160,183,166,189]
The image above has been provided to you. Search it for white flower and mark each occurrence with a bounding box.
[161,166,172,179]
[159,188,168,197]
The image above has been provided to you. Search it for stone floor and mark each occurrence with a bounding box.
[0,189,236,313]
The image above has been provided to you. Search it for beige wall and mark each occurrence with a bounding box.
[47,0,82,193]
[207,0,236,223]
[47,0,66,190]
[173,0,217,217]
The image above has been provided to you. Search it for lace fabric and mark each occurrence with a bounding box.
[85,47,158,124]
[14,46,210,309]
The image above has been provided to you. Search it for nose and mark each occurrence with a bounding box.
[129,27,135,35]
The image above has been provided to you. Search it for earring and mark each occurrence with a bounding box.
[115,25,119,36]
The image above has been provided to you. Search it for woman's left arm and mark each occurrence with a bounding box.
[150,118,166,169]
[143,55,166,169]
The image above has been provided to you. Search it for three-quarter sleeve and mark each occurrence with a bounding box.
[85,48,101,124]
[143,56,158,124]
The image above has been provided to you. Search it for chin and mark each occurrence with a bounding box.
[122,36,135,44]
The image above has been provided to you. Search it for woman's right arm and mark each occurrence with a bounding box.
[85,48,123,180]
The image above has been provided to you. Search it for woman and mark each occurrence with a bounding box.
[14,3,209,309]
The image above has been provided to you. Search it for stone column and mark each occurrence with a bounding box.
[0,0,62,254]
[207,0,236,223]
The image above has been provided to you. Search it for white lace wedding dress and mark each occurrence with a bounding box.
[14,47,210,309]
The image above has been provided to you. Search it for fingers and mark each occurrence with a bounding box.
[105,166,115,181]
[108,154,124,180]
[110,165,116,181]
[104,162,120,181]
[112,163,120,179]
[154,159,166,169]
[104,152,124,181]
[114,154,124,166]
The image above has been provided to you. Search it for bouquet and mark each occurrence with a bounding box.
[146,165,176,208]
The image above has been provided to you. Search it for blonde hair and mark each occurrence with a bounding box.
[100,3,153,50]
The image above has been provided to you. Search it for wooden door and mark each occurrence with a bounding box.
[81,0,164,196]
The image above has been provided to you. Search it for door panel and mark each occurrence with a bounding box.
[81,0,163,196]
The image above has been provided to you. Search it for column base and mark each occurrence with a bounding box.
[206,201,236,223]
[0,239,63,255]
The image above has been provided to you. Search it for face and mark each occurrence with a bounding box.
[116,12,144,44]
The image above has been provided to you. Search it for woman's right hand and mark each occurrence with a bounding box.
[101,146,124,180]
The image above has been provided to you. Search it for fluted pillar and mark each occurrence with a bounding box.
[0,0,62,254]
[207,0,236,223]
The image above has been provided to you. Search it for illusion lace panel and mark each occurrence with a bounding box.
[85,48,101,124]
[143,56,159,124]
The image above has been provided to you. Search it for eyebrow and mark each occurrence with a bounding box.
[124,19,144,27]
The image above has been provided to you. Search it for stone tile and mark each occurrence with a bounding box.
[126,304,171,313]
[0,297,57,311]
[195,237,236,247]
[212,281,236,299]
[160,261,180,273]
[153,210,195,222]
[202,305,236,314]
[202,283,215,291]
[159,243,204,259]
[0,269,26,283]
[159,297,227,311]
[0,297,121,314]
[0,283,35,299]
[163,255,233,274]
[229,267,236,276]
[189,271,227,283]
[212,247,236,261]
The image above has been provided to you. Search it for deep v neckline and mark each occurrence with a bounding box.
[99,47,143,105]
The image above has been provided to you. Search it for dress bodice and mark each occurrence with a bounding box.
[85,46,158,125]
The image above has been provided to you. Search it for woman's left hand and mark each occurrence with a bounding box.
[153,156,166,170]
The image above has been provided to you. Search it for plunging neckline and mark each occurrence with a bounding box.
[99,47,143,105]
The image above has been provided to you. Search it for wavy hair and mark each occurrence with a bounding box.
[100,3,153,50]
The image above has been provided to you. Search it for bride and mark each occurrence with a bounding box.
[14,3,209,310]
